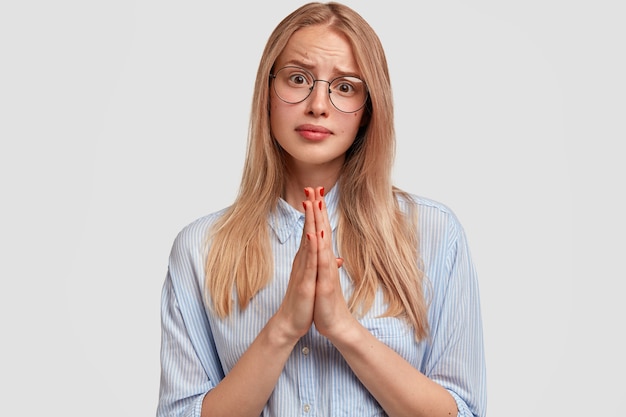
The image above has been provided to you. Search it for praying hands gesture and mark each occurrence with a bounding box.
[276,186,354,343]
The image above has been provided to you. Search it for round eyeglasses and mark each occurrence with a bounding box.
[270,66,369,113]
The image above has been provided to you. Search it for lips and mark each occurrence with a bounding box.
[295,124,332,141]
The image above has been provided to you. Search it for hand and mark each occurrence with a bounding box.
[273,189,319,342]
[306,187,355,339]
[275,187,353,343]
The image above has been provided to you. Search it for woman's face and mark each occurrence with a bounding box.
[270,25,366,172]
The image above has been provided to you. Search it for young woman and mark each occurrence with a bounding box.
[157,2,486,417]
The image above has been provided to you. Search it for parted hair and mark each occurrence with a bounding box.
[205,2,429,340]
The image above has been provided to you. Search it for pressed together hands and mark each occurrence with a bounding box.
[276,186,355,345]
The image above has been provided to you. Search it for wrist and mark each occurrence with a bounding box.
[266,314,304,350]
[324,316,365,350]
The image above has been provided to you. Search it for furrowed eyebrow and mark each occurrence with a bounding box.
[282,59,360,78]
[283,59,314,70]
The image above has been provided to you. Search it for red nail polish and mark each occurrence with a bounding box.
[320,187,325,197]
[321,230,324,238]
[306,233,311,241]
[304,188,310,197]
[319,201,322,210]
[302,202,307,210]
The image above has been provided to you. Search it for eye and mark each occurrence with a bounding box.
[290,74,307,85]
[335,82,354,94]
[285,70,312,87]
[332,77,363,96]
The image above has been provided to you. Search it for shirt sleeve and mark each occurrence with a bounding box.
[157,220,224,417]
[423,211,487,417]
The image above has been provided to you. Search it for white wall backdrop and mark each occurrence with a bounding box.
[1,1,624,415]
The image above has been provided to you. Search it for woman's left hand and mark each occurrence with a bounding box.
[304,187,356,339]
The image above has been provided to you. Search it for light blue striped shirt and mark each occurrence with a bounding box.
[157,186,486,417]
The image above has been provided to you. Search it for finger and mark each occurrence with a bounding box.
[307,187,331,270]
[313,196,333,250]
[315,186,325,200]
[293,200,318,286]
[313,197,327,248]
[304,186,316,203]
[301,200,317,247]
[336,257,343,268]
[314,187,331,233]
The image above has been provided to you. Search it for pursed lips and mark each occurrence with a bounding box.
[295,124,332,141]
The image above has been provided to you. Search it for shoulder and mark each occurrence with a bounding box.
[396,192,452,213]
[396,191,463,229]
[396,191,470,256]
[170,207,230,261]
[166,207,232,295]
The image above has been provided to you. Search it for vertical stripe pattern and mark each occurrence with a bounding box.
[157,187,486,416]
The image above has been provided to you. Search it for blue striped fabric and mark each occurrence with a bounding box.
[157,186,486,417]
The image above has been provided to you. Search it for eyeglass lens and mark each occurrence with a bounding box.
[272,66,367,113]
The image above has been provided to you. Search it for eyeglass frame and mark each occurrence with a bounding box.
[269,65,369,113]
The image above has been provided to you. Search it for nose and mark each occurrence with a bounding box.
[306,80,331,116]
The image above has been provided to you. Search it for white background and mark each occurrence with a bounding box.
[1,0,624,415]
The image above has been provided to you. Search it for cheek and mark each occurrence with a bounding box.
[355,111,366,126]
[269,102,289,139]
[269,96,289,118]
[341,113,364,137]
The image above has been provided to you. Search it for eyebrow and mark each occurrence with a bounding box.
[282,59,360,78]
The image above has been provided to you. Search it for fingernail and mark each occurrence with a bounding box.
[304,188,310,197]
[319,201,322,210]
[306,233,311,241]
[321,230,324,238]
[302,202,307,211]
[320,187,325,197]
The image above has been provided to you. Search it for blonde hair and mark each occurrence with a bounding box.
[205,2,429,340]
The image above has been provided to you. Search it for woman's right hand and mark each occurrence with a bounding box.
[273,188,319,342]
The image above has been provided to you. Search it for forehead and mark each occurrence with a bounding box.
[275,25,359,74]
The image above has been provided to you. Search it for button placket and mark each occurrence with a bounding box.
[297,336,316,416]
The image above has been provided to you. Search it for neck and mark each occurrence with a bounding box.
[282,158,343,212]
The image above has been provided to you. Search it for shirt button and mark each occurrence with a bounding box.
[301,346,310,355]
[303,404,311,413]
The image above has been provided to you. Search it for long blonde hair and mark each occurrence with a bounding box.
[205,2,428,340]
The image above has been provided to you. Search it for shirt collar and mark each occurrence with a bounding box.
[268,185,340,244]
